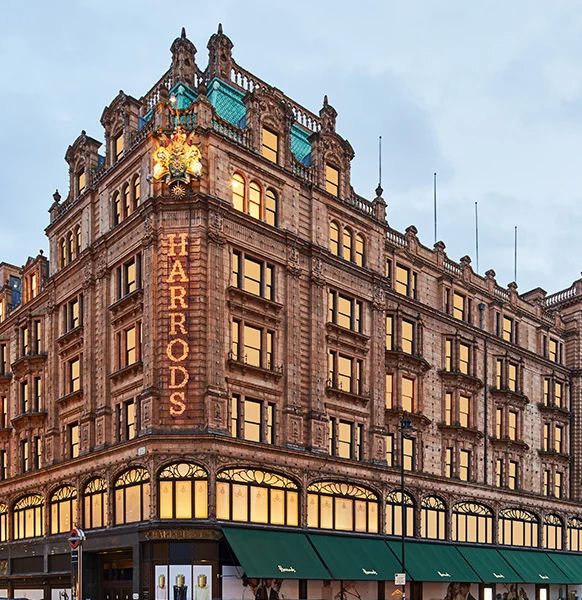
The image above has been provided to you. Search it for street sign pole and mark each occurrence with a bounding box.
[68,527,86,600]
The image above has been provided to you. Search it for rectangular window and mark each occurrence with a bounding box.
[508,410,518,441]
[266,403,274,445]
[21,325,29,356]
[459,343,470,374]
[453,292,465,320]
[121,323,141,367]
[244,324,262,367]
[444,392,452,425]
[328,290,362,332]
[555,382,563,408]
[508,460,518,490]
[33,376,42,412]
[33,436,41,470]
[445,447,453,478]
[459,449,471,482]
[233,252,275,300]
[21,440,29,473]
[554,424,563,453]
[555,472,563,499]
[496,458,504,487]
[395,264,416,297]
[401,320,415,354]
[338,421,353,459]
[0,449,6,480]
[69,423,80,458]
[77,169,86,195]
[502,316,513,342]
[385,374,393,409]
[328,417,336,455]
[386,433,394,466]
[232,322,275,370]
[243,399,262,443]
[0,344,6,374]
[507,362,517,392]
[325,164,339,196]
[32,320,42,353]
[543,422,550,452]
[261,127,278,163]
[20,381,29,414]
[68,357,81,393]
[231,395,274,445]
[124,400,136,440]
[114,131,124,160]
[386,315,393,350]
[459,394,470,428]
[444,339,452,371]
[337,354,352,392]
[402,376,415,412]
[64,296,82,332]
[495,358,503,389]
[548,339,558,363]
[0,396,7,429]
[117,254,142,299]
[543,378,550,405]
[403,437,415,471]
[543,469,550,496]
[495,407,503,438]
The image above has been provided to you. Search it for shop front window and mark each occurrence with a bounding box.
[14,494,43,539]
[498,508,539,547]
[420,496,446,540]
[84,478,107,530]
[451,502,492,543]
[307,481,378,533]
[50,485,77,534]
[159,462,208,520]
[114,468,150,525]
[216,468,298,527]
[386,490,415,536]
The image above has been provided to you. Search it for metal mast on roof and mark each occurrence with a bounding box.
[475,202,479,273]
[378,135,382,190]
[433,172,437,244]
[514,225,518,283]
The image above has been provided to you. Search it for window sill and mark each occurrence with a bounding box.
[326,322,370,349]
[11,353,48,372]
[227,357,283,379]
[109,288,143,313]
[536,402,570,417]
[385,350,431,373]
[489,436,529,452]
[326,384,369,405]
[227,286,283,313]
[11,411,48,428]
[110,361,143,382]
[57,325,84,347]
[0,372,12,383]
[489,387,529,407]
[437,422,484,440]
[437,369,483,389]
[385,408,431,427]
[57,389,84,405]
[537,449,570,463]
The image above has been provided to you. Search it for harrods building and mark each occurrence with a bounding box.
[2,25,582,600]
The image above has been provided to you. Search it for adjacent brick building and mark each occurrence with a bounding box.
[1,25,582,600]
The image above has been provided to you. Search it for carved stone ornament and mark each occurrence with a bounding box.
[153,127,202,185]
[96,254,108,280]
[287,244,301,277]
[208,210,225,244]
[143,213,156,246]
[311,256,325,287]
[372,284,386,311]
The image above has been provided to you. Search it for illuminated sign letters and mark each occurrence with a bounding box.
[165,233,190,416]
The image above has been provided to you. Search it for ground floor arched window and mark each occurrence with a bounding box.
[50,485,77,534]
[159,462,208,520]
[14,494,43,539]
[568,517,582,551]
[84,478,107,530]
[451,502,493,543]
[420,496,447,540]
[386,491,415,536]
[114,467,150,525]
[544,514,564,550]
[498,508,539,547]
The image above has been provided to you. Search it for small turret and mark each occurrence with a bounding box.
[171,27,198,87]
[207,23,234,81]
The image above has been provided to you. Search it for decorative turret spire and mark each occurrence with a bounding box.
[171,27,197,87]
[207,23,234,81]
[319,95,337,132]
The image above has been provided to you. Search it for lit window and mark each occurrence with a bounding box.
[502,316,513,342]
[68,357,81,393]
[555,472,563,499]
[554,424,563,453]
[117,399,136,441]
[402,376,415,412]
[495,458,503,487]
[123,184,131,217]
[249,182,261,220]
[328,290,362,332]
[569,517,582,551]
[459,343,470,374]
[231,321,274,370]
[459,449,471,481]
[385,433,394,466]
[113,192,121,225]
[508,460,518,490]
[403,436,415,471]
[543,422,550,452]
[401,320,414,354]
[329,221,340,255]
[14,495,43,539]
[495,359,503,388]
[444,339,452,371]
[232,173,245,211]
[507,362,517,391]
[114,131,124,161]
[452,502,492,543]
[453,292,465,320]
[459,394,471,428]
[395,264,416,297]
[50,486,77,534]
[342,228,353,261]
[386,491,414,536]
[84,478,107,530]
[133,175,141,206]
[114,468,150,525]
[0,504,7,542]
[555,382,563,408]
[232,251,274,300]
[444,447,453,478]
[548,339,558,363]
[261,127,278,163]
[444,392,452,425]
[265,188,277,226]
[355,234,365,267]
[385,374,393,409]
[69,423,80,458]
[544,514,564,550]
[508,410,517,441]
[307,481,378,533]
[77,169,86,195]
[386,315,393,350]
[328,351,363,395]
[498,508,538,547]
[159,463,208,520]
[420,496,446,540]
[217,469,298,527]
[325,164,339,196]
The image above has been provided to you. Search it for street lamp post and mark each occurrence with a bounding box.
[400,418,413,600]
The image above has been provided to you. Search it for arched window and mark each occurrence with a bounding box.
[232,173,245,212]
[265,188,277,227]
[0,504,7,542]
[249,182,262,220]
[14,494,43,539]
[386,491,414,537]
[544,514,564,550]
[66,232,74,263]
[568,517,582,551]
[113,192,121,225]
[50,485,77,534]
[342,228,353,261]
[217,468,298,526]
[307,481,378,533]
[123,184,131,217]
[59,238,67,268]
[355,234,366,267]
[498,508,539,547]
[159,462,208,520]
[84,478,107,530]
[452,502,493,543]
[114,467,150,525]
[420,496,447,540]
[74,226,81,257]
[329,221,340,256]
[133,175,141,208]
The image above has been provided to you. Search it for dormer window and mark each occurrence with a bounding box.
[114,131,124,161]
[325,164,339,197]
[261,127,278,164]
[77,169,86,195]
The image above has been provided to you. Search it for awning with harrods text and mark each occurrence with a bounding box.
[222,527,331,580]
[497,549,573,584]
[385,540,480,583]
[546,552,582,584]
[308,533,402,581]
[456,546,523,583]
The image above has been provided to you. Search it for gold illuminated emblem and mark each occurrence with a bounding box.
[153,127,202,184]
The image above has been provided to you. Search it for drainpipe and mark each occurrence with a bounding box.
[479,303,488,486]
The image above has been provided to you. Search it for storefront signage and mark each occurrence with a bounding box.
[277,565,297,573]
[165,233,190,416]
[437,571,451,578]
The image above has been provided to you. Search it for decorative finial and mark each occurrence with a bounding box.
[375,184,383,198]
[218,23,223,34]
[323,94,328,107]
[39,249,44,256]
[53,189,61,204]
[181,27,186,39]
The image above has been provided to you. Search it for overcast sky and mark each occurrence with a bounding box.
[1,1,581,295]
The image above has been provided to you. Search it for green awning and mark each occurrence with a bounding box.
[223,527,331,579]
[386,540,480,582]
[308,534,402,581]
[497,549,572,584]
[544,552,582,584]
[457,546,523,583]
